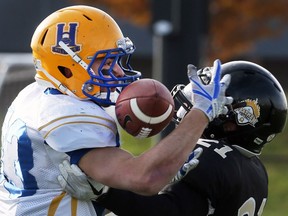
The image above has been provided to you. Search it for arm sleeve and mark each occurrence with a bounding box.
[97,181,208,216]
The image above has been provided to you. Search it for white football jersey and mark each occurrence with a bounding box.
[0,82,118,216]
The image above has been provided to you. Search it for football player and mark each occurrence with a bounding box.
[0,5,231,216]
[58,61,287,215]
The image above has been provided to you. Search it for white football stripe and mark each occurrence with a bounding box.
[130,98,173,124]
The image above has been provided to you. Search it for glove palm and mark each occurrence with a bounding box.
[172,147,203,182]
[58,160,108,200]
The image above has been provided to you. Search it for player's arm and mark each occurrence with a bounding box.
[78,60,231,195]
[95,149,208,216]
[78,108,207,195]
[96,181,209,216]
[58,147,202,200]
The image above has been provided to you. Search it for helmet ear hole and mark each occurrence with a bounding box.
[58,66,73,78]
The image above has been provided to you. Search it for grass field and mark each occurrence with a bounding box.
[261,124,288,215]
[262,163,288,215]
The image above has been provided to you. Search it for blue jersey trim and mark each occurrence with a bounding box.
[66,148,94,165]
[44,88,63,95]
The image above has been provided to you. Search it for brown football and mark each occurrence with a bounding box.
[115,78,175,138]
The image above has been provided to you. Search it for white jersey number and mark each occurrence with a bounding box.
[197,139,233,159]
[238,197,267,216]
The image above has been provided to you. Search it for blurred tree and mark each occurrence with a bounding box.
[71,0,151,26]
[72,0,288,61]
[208,0,288,61]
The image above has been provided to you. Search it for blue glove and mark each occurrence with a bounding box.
[188,59,232,121]
[172,147,203,182]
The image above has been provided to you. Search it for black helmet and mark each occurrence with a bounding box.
[203,61,287,154]
[171,60,287,154]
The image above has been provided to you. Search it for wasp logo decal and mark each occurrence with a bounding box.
[234,99,260,127]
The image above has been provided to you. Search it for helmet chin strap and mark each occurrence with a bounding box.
[60,41,123,105]
[35,41,96,100]
[34,59,79,99]
[59,41,90,71]
[40,41,123,104]
[59,41,111,102]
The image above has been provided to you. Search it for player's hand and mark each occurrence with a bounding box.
[172,147,203,182]
[188,59,233,121]
[58,160,108,200]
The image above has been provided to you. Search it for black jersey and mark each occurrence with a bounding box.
[97,139,268,216]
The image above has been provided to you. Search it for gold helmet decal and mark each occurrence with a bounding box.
[234,99,260,127]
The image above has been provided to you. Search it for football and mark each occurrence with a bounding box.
[115,78,175,138]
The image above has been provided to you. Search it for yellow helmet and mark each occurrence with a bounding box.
[31,5,141,105]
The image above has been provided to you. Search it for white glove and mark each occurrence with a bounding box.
[188,59,232,121]
[58,160,108,200]
[172,147,203,182]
